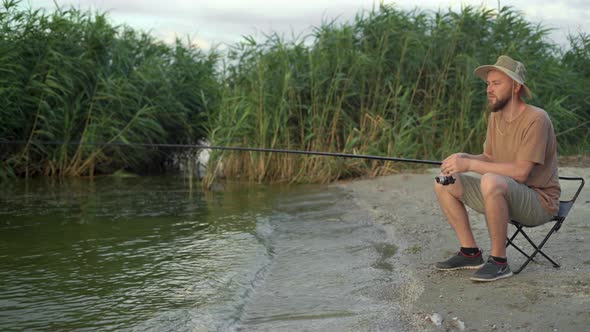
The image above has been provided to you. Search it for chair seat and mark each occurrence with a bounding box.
[557,200,574,219]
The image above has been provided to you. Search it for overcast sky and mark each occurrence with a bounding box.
[18,0,590,50]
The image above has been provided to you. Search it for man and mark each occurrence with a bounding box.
[433,55,561,282]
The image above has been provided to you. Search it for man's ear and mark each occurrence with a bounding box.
[514,82,523,96]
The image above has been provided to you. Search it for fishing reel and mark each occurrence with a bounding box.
[435,175,455,186]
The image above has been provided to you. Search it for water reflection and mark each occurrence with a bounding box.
[0,177,407,331]
[1,177,265,331]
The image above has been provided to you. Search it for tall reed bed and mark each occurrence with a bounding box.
[0,0,219,178]
[207,5,590,184]
[2,2,589,183]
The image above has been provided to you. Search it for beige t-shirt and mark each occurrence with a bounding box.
[483,105,561,215]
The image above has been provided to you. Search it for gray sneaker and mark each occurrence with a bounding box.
[435,252,485,270]
[470,257,513,282]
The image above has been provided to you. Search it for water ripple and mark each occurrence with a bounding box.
[0,178,406,331]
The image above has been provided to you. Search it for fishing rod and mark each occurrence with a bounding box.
[1,140,443,166]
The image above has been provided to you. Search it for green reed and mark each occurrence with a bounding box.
[1,2,589,183]
[206,4,590,184]
[0,0,219,178]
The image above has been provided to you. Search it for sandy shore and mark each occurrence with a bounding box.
[339,167,589,331]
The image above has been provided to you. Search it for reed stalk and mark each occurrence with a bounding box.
[1,0,218,178]
[206,4,590,183]
[2,1,589,183]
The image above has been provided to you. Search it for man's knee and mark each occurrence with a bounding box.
[480,173,508,198]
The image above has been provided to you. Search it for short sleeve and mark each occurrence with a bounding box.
[517,116,548,164]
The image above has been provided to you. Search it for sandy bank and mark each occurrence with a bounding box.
[339,167,590,331]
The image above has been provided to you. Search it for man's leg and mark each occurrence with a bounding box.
[434,175,477,248]
[479,173,510,258]
[469,173,513,282]
[434,175,485,270]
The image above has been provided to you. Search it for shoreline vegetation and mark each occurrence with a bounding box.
[1,0,589,183]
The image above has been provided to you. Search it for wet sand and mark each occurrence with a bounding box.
[339,167,590,331]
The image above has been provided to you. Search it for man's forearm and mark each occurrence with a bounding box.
[467,159,532,183]
[465,154,490,162]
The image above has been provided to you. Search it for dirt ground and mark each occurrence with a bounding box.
[339,166,590,331]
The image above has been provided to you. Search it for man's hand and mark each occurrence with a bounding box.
[441,153,471,175]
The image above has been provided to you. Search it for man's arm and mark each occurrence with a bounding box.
[467,159,535,183]
[443,153,490,163]
[441,153,535,183]
[463,153,490,162]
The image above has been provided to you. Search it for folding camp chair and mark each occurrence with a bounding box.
[506,176,585,274]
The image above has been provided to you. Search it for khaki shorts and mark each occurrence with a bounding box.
[458,173,554,226]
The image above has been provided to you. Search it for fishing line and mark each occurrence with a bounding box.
[0,140,442,165]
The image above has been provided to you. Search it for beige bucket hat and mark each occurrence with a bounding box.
[474,55,532,99]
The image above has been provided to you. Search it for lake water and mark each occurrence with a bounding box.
[0,176,408,331]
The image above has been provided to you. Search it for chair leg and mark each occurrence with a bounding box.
[506,227,534,260]
[518,229,560,268]
[508,224,561,274]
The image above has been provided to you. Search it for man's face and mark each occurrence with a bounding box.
[485,70,513,112]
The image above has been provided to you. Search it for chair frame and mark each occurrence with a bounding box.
[506,176,585,274]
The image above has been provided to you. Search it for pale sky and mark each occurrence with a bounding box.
[19,0,590,50]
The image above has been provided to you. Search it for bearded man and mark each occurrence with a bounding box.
[433,55,561,282]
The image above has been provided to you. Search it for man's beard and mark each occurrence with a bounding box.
[489,94,511,112]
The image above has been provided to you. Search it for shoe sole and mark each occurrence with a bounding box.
[434,263,485,271]
[470,271,514,282]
